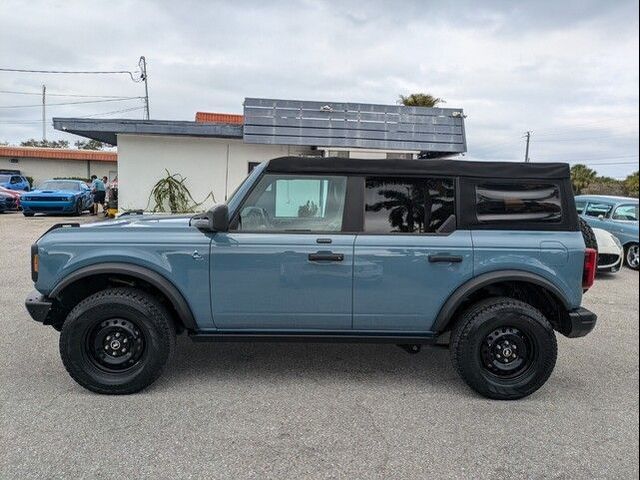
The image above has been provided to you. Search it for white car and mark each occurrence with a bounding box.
[593,227,624,273]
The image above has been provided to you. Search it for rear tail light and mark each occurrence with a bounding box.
[583,248,597,291]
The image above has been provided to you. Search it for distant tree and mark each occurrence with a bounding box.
[623,171,639,198]
[0,140,8,146]
[583,177,626,196]
[75,139,104,150]
[398,93,444,108]
[20,138,69,149]
[570,164,598,194]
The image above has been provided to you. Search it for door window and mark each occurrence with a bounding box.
[585,202,613,218]
[612,204,639,221]
[364,177,455,233]
[575,200,586,214]
[235,174,348,232]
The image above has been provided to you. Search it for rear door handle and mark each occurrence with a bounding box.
[428,254,463,263]
[308,252,344,262]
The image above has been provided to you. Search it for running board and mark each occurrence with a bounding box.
[189,332,437,344]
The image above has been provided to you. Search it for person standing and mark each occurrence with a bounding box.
[90,175,106,215]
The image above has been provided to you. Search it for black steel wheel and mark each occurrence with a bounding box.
[60,287,176,394]
[450,297,557,400]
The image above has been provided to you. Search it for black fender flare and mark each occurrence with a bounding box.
[432,270,570,333]
[49,262,197,330]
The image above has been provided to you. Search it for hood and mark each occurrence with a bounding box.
[29,189,79,195]
[80,214,195,231]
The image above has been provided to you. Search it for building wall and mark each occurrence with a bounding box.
[0,157,116,187]
[117,134,310,211]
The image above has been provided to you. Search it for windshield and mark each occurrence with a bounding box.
[0,175,10,183]
[39,181,81,191]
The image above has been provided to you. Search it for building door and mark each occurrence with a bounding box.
[210,172,354,330]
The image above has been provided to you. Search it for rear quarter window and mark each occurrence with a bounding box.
[475,183,562,223]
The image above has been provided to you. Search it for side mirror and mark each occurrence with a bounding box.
[191,204,229,232]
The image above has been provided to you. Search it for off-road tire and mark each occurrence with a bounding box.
[59,287,176,394]
[450,297,557,400]
[579,217,598,251]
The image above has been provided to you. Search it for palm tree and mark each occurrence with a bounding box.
[398,93,444,108]
[570,164,597,194]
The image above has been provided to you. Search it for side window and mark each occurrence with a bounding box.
[236,174,347,232]
[10,176,20,184]
[585,202,613,218]
[475,183,561,223]
[575,200,586,214]
[612,204,639,221]
[364,177,455,234]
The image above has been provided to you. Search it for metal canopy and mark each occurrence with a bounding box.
[243,98,466,154]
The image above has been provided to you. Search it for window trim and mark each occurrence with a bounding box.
[359,174,458,236]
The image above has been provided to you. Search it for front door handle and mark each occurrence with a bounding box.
[428,254,463,263]
[308,252,344,262]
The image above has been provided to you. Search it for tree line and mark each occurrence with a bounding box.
[570,164,638,198]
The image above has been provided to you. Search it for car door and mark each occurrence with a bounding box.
[209,172,355,330]
[353,176,473,332]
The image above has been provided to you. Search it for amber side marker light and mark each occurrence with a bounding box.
[31,244,39,282]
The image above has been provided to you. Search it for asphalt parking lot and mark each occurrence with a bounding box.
[0,211,638,479]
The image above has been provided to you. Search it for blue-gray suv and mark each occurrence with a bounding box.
[25,157,599,399]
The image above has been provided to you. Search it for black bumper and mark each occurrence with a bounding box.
[564,307,597,338]
[25,289,53,324]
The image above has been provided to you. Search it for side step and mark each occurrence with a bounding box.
[189,332,437,344]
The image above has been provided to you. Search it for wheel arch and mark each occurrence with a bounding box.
[433,270,571,334]
[49,262,197,331]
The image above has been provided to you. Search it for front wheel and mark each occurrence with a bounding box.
[625,243,639,270]
[450,297,557,400]
[60,287,176,394]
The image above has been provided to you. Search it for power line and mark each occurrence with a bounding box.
[0,67,142,82]
[0,90,141,99]
[0,106,146,124]
[0,97,144,109]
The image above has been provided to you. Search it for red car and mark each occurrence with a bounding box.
[0,186,21,210]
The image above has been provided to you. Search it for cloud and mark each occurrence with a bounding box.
[1,0,637,177]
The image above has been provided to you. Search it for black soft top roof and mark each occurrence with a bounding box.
[265,157,570,180]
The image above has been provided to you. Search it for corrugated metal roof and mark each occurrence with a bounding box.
[0,145,117,162]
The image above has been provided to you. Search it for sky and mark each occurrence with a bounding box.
[1,0,638,178]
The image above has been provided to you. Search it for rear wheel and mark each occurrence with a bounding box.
[625,243,639,270]
[60,287,176,394]
[450,297,557,400]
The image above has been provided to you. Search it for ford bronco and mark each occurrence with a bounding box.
[25,157,598,399]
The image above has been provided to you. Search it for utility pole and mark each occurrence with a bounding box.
[41,84,46,141]
[524,130,531,163]
[139,56,150,119]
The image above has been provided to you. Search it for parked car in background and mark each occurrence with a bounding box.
[0,186,21,211]
[0,174,30,191]
[0,191,19,213]
[21,179,93,217]
[593,228,624,273]
[576,195,639,270]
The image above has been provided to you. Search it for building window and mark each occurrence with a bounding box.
[386,152,413,160]
[327,150,349,158]
[10,158,19,164]
[364,176,455,234]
